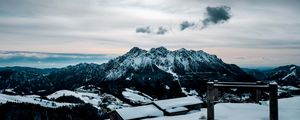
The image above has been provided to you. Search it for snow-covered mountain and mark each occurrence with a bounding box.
[103,47,253,82]
[93,47,255,99]
[265,65,300,86]
[244,65,300,86]
[0,47,255,98]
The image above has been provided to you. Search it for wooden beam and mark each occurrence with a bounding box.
[207,82,214,120]
[206,81,278,120]
[213,84,269,89]
[217,82,258,85]
[255,81,262,103]
[214,80,219,101]
[269,83,278,120]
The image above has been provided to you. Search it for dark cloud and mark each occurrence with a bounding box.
[178,6,231,31]
[156,26,168,35]
[202,6,231,29]
[136,5,231,34]
[180,21,195,31]
[136,26,168,35]
[136,26,151,34]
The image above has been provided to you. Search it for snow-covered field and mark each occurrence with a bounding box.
[0,93,74,108]
[47,90,128,110]
[145,96,300,120]
[0,89,128,110]
[122,88,153,104]
[47,90,102,109]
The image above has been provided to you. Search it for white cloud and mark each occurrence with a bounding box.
[0,0,300,67]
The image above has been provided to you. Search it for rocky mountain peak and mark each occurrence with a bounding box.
[150,46,168,52]
[177,48,188,52]
[103,47,252,82]
[126,47,146,56]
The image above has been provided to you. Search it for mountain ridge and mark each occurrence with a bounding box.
[0,47,255,98]
[244,64,300,86]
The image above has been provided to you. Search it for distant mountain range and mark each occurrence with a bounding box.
[244,64,300,86]
[0,47,299,99]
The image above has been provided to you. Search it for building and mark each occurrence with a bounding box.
[152,96,202,116]
[110,96,203,120]
[109,104,164,120]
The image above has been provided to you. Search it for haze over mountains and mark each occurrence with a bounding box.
[0,50,114,68]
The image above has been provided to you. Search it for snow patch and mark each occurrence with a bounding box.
[122,88,153,104]
[153,96,202,110]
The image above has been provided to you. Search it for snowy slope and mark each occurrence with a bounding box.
[47,90,128,110]
[0,93,74,108]
[266,65,300,82]
[122,88,153,104]
[281,66,299,81]
[47,90,101,108]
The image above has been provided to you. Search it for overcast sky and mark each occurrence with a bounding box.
[0,0,300,68]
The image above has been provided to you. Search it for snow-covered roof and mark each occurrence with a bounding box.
[165,106,188,113]
[115,104,164,119]
[153,96,203,110]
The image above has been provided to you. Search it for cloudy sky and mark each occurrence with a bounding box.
[0,0,300,68]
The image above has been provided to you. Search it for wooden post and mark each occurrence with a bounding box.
[255,81,262,103]
[207,82,214,120]
[214,80,219,101]
[269,83,278,120]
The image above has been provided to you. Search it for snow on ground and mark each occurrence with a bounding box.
[122,88,153,104]
[24,95,41,98]
[145,96,300,120]
[101,93,130,110]
[181,87,199,96]
[0,93,74,108]
[281,68,298,80]
[47,90,129,110]
[3,88,16,94]
[47,90,102,109]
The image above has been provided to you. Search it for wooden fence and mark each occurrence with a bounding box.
[207,80,278,120]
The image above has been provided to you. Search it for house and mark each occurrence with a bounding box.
[153,96,202,116]
[109,104,164,120]
[110,96,203,120]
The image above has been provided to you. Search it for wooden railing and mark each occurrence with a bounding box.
[207,80,278,120]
